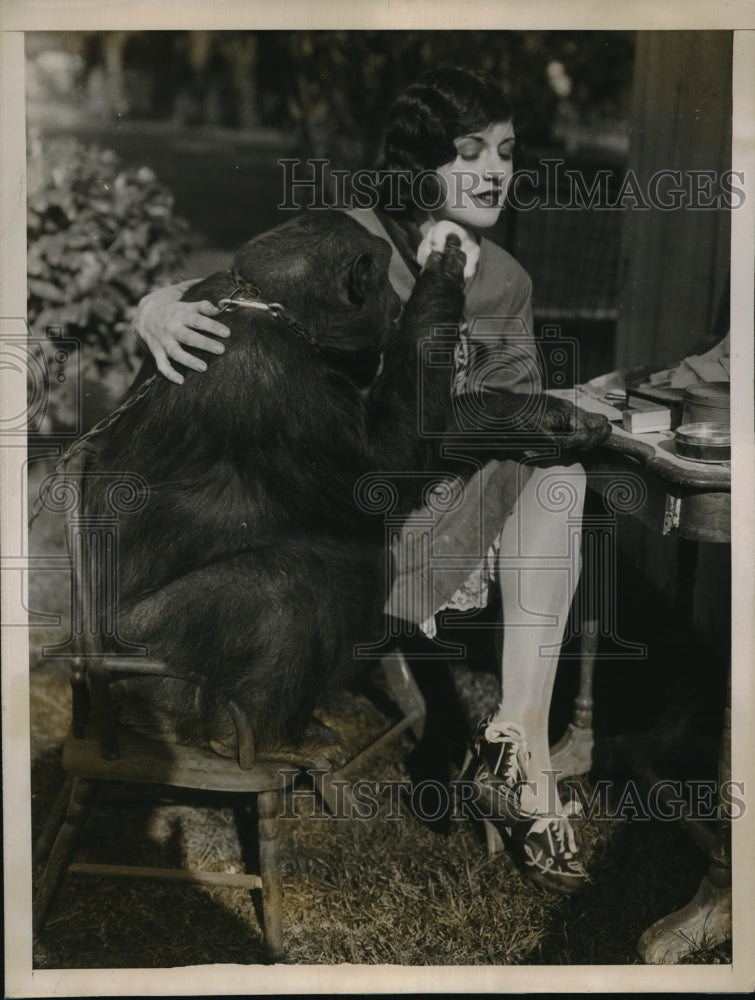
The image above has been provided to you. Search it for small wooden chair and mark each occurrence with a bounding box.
[32,654,300,961]
[33,649,425,962]
[32,470,426,963]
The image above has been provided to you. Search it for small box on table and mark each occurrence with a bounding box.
[622,398,672,433]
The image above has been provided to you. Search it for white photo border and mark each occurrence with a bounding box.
[2,2,754,995]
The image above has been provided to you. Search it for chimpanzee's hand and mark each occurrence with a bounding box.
[134,280,231,385]
[538,396,612,450]
[417,220,480,281]
[399,228,467,351]
[420,231,468,288]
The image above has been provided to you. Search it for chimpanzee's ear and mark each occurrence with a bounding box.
[346,252,373,306]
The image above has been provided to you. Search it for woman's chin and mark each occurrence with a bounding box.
[442,205,503,230]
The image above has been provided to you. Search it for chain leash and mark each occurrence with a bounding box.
[28,373,159,531]
[28,275,317,531]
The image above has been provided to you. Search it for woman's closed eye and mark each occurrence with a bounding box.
[457,141,483,162]
[457,143,514,164]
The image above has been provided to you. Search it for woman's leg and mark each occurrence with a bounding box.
[490,461,586,815]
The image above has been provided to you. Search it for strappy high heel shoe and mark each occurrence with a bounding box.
[459,715,591,895]
[458,716,534,825]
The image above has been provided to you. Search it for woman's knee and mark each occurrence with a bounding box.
[519,461,586,524]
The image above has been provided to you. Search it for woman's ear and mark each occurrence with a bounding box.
[347,252,374,305]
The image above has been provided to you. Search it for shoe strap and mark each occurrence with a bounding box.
[479,718,530,782]
[482,718,526,744]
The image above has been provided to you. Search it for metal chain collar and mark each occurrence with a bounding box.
[221,268,318,352]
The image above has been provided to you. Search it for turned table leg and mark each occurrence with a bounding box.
[550,619,597,778]
[637,671,732,963]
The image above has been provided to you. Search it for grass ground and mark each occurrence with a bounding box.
[29,662,730,968]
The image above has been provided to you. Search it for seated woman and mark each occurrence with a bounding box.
[134,66,609,894]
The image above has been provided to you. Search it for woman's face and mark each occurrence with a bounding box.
[434,120,515,229]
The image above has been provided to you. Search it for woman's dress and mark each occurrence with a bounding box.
[348,208,542,637]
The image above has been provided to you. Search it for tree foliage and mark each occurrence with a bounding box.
[37,30,635,166]
[27,137,192,430]
[258,30,635,166]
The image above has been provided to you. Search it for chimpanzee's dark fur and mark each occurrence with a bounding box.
[83,212,467,753]
[83,210,610,757]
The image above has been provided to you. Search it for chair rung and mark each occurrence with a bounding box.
[68,862,261,890]
[334,710,423,777]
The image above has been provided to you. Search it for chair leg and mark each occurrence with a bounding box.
[484,819,505,858]
[33,777,95,934]
[257,788,284,962]
[33,776,74,866]
[380,649,426,740]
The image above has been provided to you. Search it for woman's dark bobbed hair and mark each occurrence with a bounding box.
[376,65,513,214]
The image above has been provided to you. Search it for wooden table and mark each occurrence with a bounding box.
[550,388,732,964]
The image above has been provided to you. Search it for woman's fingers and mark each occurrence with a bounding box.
[171,301,231,340]
[148,340,185,385]
[196,300,232,333]
[166,324,227,355]
[186,313,232,340]
[136,292,233,383]
[163,343,210,373]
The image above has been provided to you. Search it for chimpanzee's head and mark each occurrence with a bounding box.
[227,211,401,384]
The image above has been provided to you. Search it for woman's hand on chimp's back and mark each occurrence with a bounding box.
[134,280,231,385]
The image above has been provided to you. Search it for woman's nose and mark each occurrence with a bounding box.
[483,152,508,182]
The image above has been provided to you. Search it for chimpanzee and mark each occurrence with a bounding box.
[83,210,609,759]
[83,211,466,756]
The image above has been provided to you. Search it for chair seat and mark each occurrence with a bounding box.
[62,725,298,793]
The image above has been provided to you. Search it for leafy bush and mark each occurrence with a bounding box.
[27,137,193,431]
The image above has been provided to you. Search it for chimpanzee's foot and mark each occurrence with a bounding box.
[205,711,348,768]
[255,716,350,770]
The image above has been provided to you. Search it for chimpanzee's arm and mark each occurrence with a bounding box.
[448,388,612,454]
[364,236,466,471]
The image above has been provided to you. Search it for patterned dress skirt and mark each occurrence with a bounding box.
[385,333,535,637]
